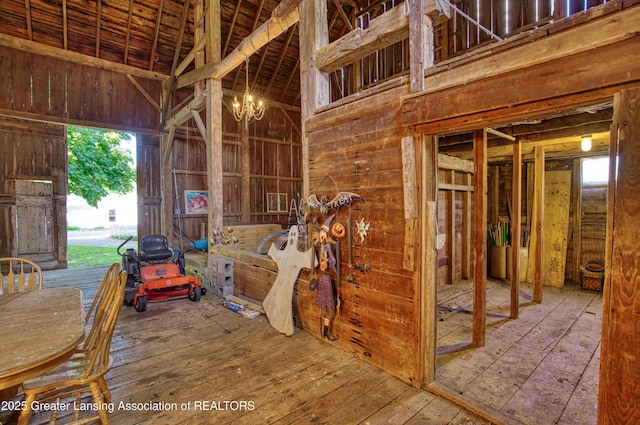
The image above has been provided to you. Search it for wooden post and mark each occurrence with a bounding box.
[598,88,640,424]
[421,134,438,388]
[446,170,456,284]
[572,158,582,283]
[533,146,544,303]
[473,129,487,347]
[461,172,472,279]
[299,0,329,198]
[408,0,434,93]
[510,138,522,319]
[241,116,251,222]
[205,0,223,239]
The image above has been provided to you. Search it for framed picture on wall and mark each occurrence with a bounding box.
[185,190,208,214]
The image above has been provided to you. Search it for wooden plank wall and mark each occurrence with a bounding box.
[0,117,67,267]
[493,158,607,286]
[137,134,163,240]
[303,82,418,385]
[0,46,161,132]
[164,107,302,243]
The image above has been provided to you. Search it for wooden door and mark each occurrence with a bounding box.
[15,180,55,260]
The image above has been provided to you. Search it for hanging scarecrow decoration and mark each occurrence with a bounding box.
[314,214,339,340]
[304,182,366,341]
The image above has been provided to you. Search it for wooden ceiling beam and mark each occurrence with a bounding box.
[252,44,270,92]
[96,0,102,57]
[316,3,407,73]
[162,0,192,122]
[123,0,134,64]
[266,23,296,93]
[25,0,33,40]
[279,58,299,102]
[223,0,243,56]
[176,0,301,90]
[0,33,165,80]
[232,0,264,91]
[62,0,68,49]
[317,0,447,73]
[149,0,165,71]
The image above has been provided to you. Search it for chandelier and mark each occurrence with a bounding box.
[232,58,265,122]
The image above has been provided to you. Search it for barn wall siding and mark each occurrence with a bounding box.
[302,82,419,385]
[0,46,161,133]
[0,117,67,268]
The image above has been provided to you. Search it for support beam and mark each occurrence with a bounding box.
[241,117,251,222]
[461,172,471,279]
[317,4,408,73]
[0,33,165,81]
[299,0,330,197]
[533,146,544,303]
[598,87,640,424]
[206,0,223,238]
[446,170,456,284]
[408,0,436,93]
[510,138,522,319]
[420,134,438,388]
[473,129,487,347]
[176,0,302,89]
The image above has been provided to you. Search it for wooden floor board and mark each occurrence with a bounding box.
[20,267,600,425]
[436,278,602,425]
[14,266,487,425]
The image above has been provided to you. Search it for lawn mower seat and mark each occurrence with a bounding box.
[139,235,173,262]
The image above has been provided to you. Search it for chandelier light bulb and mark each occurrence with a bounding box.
[232,58,265,122]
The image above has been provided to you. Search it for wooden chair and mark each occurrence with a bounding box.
[80,263,121,353]
[17,270,127,425]
[0,257,43,294]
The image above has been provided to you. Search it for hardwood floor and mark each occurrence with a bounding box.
[7,266,599,424]
[435,278,602,425]
[14,265,490,425]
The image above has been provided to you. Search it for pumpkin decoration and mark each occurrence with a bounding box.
[331,221,346,239]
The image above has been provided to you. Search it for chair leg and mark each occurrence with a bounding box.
[97,377,111,403]
[17,393,36,425]
[89,381,110,425]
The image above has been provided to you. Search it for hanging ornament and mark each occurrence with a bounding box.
[355,217,370,244]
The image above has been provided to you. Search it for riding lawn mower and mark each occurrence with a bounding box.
[118,235,204,312]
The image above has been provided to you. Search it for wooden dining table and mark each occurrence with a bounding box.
[0,287,85,394]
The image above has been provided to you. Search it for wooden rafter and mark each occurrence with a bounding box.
[252,45,269,92]
[163,0,192,122]
[0,33,164,81]
[223,0,244,55]
[96,0,102,57]
[149,0,165,71]
[174,0,301,91]
[124,0,134,64]
[62,0,68,49]
[126,74,161,111]
[278,58,299,102]
[232,0,266,92]
[266,23,297,93]
[176,37,206,77]
[332,0,354,31]
[25,0,32,40]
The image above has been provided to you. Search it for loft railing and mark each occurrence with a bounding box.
[329,0,608,102]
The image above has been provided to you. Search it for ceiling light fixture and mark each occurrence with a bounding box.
[581,135,592,152]
[233,58,265,122]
